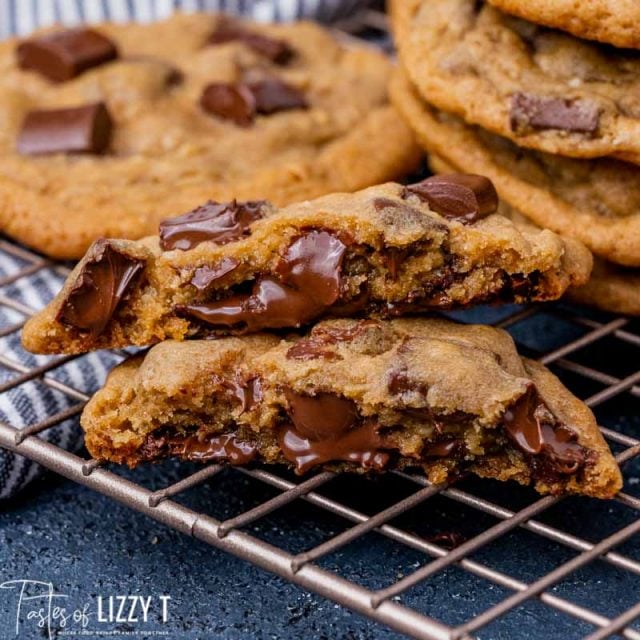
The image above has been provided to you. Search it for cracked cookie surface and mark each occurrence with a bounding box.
[390,69,640,267]
[81,317,622,498]
[392,0,640,162]
[0,13,418,259]
[22,178,592,355]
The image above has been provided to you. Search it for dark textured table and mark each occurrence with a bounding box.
[2,306,640,640]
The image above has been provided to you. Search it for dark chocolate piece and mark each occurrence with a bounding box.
[424,439,465,458]
[278,420,390,474]
[200,83,256,126]
[208,18,294,64]
[17,28,118,82]
[140,431,257,464]
[286,340,343,362]
[57,239,144,336]
[17,102,113,156]
[248,78,308,114]
[191,258,240,292]
[284,390,358,440]
[215,374,263,413]
[200,80,307,124]
[159,200,267,251]
[510,93,601,134]
[403,174,498,224]
[504,386,586,475]
[177,230,349,331]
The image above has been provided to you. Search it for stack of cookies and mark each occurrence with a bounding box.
[10,13,623,498]
[390,0,640,316]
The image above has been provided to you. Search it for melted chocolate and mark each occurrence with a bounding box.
[17,28,118,82]
[177,230,349,331]
[57,239,144,336]
[403,174,498,224]
[424,439,466,458]
[285,340,343,361]
[278,420,390,474]
[18,102,113,155]
[139,430,257,464]
[284,390,358,440]
[510,93,601,134]
[159,200,267,251]
[504,386,587,477]
[215,374,263,413]
[190,258,240,292]
[208,17,294,64]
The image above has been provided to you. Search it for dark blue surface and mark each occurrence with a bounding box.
[2,305,640,640]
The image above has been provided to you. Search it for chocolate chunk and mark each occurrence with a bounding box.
[191,258,240,292]
[177,230,349,331]
[286,339,343,362]
[177,276,325,331]
[57,239,144,336]
[140,430,257,464]
[17,102,113,156]
[17,28,118,82]
[248,78,308,114]
[277,231,348,305]
[278,420,390,474]
[510,93,601,134]
[159,200,267,251]
[215,374,263,413]
[200,79,307,124]
[381,247,410,280]
[209,18,294,64]
[284,390,358,440]
[424,439,465,458]
[404,174,498,224]
[504,386,586,475]
[200,83,256,126]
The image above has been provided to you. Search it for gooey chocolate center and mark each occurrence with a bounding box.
[177,230,350,331]
[278,390,391,474]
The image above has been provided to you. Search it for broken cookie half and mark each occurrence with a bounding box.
[22,175,591,355]
[81,318,621,498]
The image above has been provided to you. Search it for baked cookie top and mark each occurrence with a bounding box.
[486,0,640,49]
[21,176,592,355]
[392,0,640,162]
[81,317,622,498]
[390,69,640,267]
[0,13,419,259]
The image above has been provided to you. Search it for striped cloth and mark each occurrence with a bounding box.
[0,0,371,500]
[0,0,370,38]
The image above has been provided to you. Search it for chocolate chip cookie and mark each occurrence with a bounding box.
[486,0,640,49]
[21,177,592,355]
[81,317,622,498]
[569,260,640,316]
[391,0,640,162]
[0,13,419,259]
[390,69,640,267]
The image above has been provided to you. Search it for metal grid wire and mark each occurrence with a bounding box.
[1,10,640,640]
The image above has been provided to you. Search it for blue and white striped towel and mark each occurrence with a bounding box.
[0,0,371,39]
[0,0,371,500]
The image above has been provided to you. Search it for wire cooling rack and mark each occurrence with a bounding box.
[2,9,640,640]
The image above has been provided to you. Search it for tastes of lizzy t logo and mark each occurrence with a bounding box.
[1,580,171,638]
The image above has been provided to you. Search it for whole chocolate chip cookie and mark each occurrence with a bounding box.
[486,0,640,49]
[390,68,640,267]
[80,317,622,498]
[0,13,419,259]
[21,178,592,355]
[391,0,640,162]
